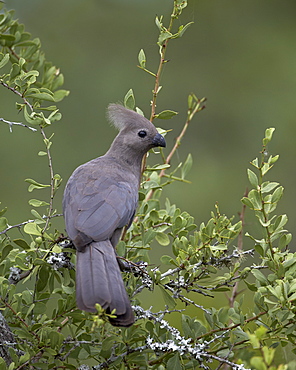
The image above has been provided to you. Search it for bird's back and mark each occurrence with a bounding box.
[63,155,139,250]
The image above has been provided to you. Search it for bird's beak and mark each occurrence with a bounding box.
[152,133,166,148]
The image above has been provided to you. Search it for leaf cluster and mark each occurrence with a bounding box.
[0,4,69,129]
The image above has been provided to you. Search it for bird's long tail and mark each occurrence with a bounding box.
[76,240,134,327]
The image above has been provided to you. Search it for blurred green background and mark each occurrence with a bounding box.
[1,0,296,324]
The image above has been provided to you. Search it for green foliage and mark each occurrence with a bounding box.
[0,5,69,129]
[0,1,295,369]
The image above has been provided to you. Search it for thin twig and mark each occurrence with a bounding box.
[145,98,205,202]
[227,189,248,308]
[149,17,174,122]
[0,299,40,341]
[0,81,33,112]
[40,128,55,233]
[130,221,172,238]
[195,310,267,341]
[0,214,63,235]
[140,8,175,174]
[0,117,37,132]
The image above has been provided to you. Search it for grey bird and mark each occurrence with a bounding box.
[63,104,166,327]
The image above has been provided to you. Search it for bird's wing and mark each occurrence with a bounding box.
[63,161,137,248]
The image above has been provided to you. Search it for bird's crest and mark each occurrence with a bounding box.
[107,104,148,131]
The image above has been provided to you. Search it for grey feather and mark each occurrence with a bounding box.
[108,103,146,131]
[63,104,166,327]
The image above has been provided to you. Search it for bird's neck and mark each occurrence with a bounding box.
[105,145,144,180]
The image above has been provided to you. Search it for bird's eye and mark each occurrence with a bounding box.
[138,130,147,138]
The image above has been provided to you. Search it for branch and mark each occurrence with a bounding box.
[0,299,40,341]
[164,283,210,313]
[0,117,37,132]
[195,310,268,341]
[140,3,179,174]
[131,249,256,302]
[0,80,33,112]
[95,345,149,369]
[145,96,206,201]
[227,188,248,309]
[0,213,63,235]
[40,128,56,233]
[149,15,174,122]
[136,305,250,370]
[0,312,17,366]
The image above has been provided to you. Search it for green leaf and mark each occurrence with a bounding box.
[100,335,118,358]
[19,352,30,365]
[13,238,30,250]
[29,199,50,207]
[124,89,135,110]
[175,0,188,9]
[261,181,279,193]
[288,292,296,301]
[36,265,49,291]
[0,205,7,217]
[31,209,44,221]
[155,232,170,246]
[177,22,194,38]
[261,162,270,176]
[24,222,42,236]
[158,285,176,309]
[48,330,63,349]
[244,280,257,292]
[38,151,47,156]
[251,269,268,286]
[182,315,194,338]
[250,356,267,370]
[9,63,21,81]
[0,358,8,370]
[48,109,62,122]
[273,214,288,231]
[247,169,258,188]
[143,229,156,245]
[27,92,55,102]
[247,189,262,210]
[135,107,144,116]
[167,353,182,370]
[251,157,259,168]
[138,49,146,68]
[181,153,193,179]
[0,217,8,232]
[53,89,69,102]
[264,127,275,144]
[254,243,265,256]
[160,255,173,265]
[51,73,64,90]
[262,346,275,366]
[24,106,43,126]
[155,16,163,31]
[271,186,283,203]
[156,110,178,119]
[241,196,254,209]
[34,302,47,315]
[0,53,9,68]
[22,70,39,85]
[52,244,62,253]
[279,233,292,250]
[146,164,170,171]
[25,178,50,192]
[158,31,172,45]
[269,154,279,164]
[149,209,159,222]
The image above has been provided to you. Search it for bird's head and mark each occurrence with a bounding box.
[107,104,166,156]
